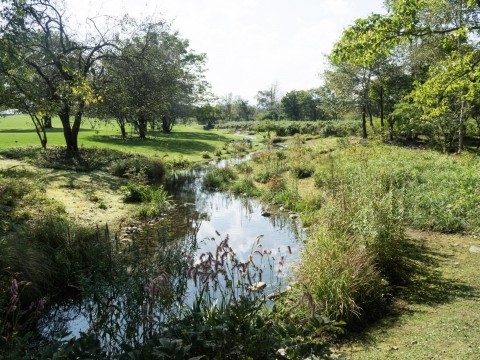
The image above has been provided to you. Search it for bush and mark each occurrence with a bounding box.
[291,165,314,179]
[137,186,171,219]
[298,228,386,322]
[109,156,165,182]
[231,178,259,196]
[0,146,129,172]
[203,167,237,190]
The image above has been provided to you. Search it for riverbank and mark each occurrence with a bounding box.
[2,132,480,358]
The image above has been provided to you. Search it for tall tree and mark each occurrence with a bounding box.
[332,0,480,151]
[235,97,255,121]
[255,82,282,120]
[0,0,114,154]
[100,17,206,138]
[281,90,302,120]
[324,61,372,138]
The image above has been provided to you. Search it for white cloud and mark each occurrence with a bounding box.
[66,0,385,101]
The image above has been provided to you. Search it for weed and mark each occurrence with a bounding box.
[231,178,260,196]
[203,167,237,190]
[110,156,165,182]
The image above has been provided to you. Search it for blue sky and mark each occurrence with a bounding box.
[68,0,385,101]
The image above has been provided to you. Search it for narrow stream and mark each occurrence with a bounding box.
[38,153,304,343]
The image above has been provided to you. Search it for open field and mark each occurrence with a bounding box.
[0,115,248,161]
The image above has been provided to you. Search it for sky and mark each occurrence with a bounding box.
[67,0,386,102]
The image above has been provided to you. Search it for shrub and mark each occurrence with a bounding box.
[253,170,277,184]
[120,183,148,203]
[109,156,165,182]
[0,146,129,172]
[298,228,386,323]
[291,165,314,179]
[230,178,259,196]
[136,186,171,219]
[203,167,237,190]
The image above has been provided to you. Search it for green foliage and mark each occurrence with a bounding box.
[2,231,338,359]
[216,120,361,138]
[0,146,131,172]
[230,178,260,196]
[109,156,165,182]
[291,165,314,179]
[136,187,171,219]
[202,167,237,190]
[0,216,112,341]
[201,151,211,159]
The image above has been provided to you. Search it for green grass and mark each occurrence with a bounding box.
[0,115,245,161]
[340,231,480,359]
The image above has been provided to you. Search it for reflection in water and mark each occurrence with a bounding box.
[39,155,304,347]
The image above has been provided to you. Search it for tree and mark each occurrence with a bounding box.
[255,83,282,120]
[331,0,480,151]
[100,17,206,138]
[281,91,302,120]
[324,60,372,138]
[195,103,218,129]
[235,97,255,121]
[0,42,53,148]
[220,93,235,122]
[0,0,113,154]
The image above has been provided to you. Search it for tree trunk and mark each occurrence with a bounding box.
[362,105,368,139]
[389,118,394,141]
[117,118,127,138]
[44,116,52,129]
[379,86,384,129]
[59,107,75,154]
[368,103,374,128]
[457,101,465,154]
[58,105,82,155]
[162,116,175,133]
[30,114,48,149]
[137,116,147,139]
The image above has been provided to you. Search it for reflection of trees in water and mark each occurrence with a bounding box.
[38,299,83,341]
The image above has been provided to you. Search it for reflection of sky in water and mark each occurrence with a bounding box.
[193,192,302,263]
[40,155,304,341]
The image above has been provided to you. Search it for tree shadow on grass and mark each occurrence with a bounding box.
[40,169,125,192]
[345,235,479,346]
[0,128,94,134]
[86,131,234,155]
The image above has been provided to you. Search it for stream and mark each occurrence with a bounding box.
[38,152,305,344]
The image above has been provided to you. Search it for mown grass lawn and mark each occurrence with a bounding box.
[338,230,480,359]
[0,115,247,161]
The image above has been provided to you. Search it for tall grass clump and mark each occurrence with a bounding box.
[296,152,406,324]
[0,215,112,341]
[202,167,237,190]
[230,178,260,196]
